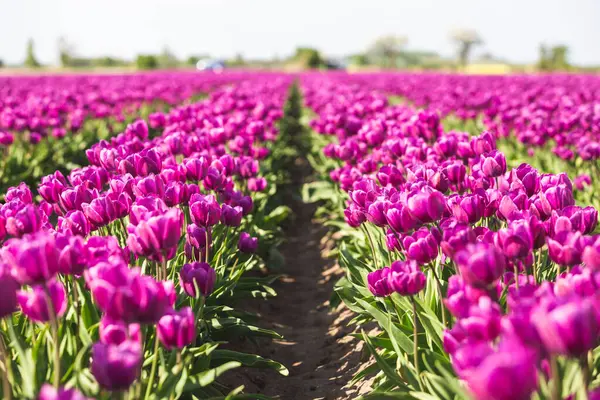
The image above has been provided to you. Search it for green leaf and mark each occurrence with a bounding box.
[362,330,408,390]
[211,349,289,376]
[356,298,414,355]
[184,361,242,389]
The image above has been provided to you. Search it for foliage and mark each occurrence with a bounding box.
[136,55,159,70]
[24,38,41,68]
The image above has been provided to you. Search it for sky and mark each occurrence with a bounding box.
[1,0,599,66]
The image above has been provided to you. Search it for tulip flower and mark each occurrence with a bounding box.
[454,243,506,288]
[17,279,67,323]
[157,307,196,350]
[238,232,258,253]
[180,262,216,298]
[91,340,142,392]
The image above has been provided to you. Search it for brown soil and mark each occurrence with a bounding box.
[221,158,373,399]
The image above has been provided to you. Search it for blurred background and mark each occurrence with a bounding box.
[0,0,598,74]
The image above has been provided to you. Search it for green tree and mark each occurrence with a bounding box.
[136,54,158,70]
[24,38,41,68]
[550,45,569,70]
[58,37,73,67]
[158,46,179,68]
[537,44,550,71]
[366,35,408,68]
[450,29,483,67]
[294,47,324,69]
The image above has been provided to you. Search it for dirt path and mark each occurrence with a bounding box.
[224,157,372,399]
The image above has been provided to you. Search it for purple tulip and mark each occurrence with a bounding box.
[440,219,477,258]
[17,279,67,323]
[367,267,393,297]
[238,232,258,253]
[82,195,118,229]
[133,174,165,198]
[182,156,210,181]
[99,316,142,346]
[0,263,19,319]
[5,183,33,204]
[91,340,142,391]
[344,204,366,228]
[157,307,196,349]
[532,296,600,357]
[38,384,88,400]
[454,243,506,288]
[494,220,533,260]
[220,204,243,227]
[574,174,592,191]
[163,181,187,207]
[190,194,222,227]
[366,200,389,227]
[387,260,426,296]
[385,204,417,233]
[583,237,600,270]
[180,262,216,297]
[480,150,507,178]
[56,234,89,276]
[547,230,589,266]
[465,341,538,400]
[5,203,45,237]
[203,166,227,191]
[406,189,446,224]
[2,232,60,284]
[449,193,485,224]
[57,210,91,236]
[127,208,183,262]
[247,177,267,192]
[402,227,440,265]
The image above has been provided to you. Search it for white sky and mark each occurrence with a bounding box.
[1,0,598,65]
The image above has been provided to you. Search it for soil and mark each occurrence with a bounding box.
[221,157,373,399]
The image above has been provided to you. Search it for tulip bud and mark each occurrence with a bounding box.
[91,340,142,391]
[454,243,506,288]
[99,316,142,346]
[17,279,67,323]
[387,260,426,296]
[238,232,258,253]
[180,262,216,298]
[0,263,18,319]
[157,307,196,349]
[2,232,60,284]
[38,384,88,400]
[367,267,393,297]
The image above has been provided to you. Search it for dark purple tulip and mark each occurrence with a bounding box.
[38,384,88,400]
[583,237,600,270]
[344,204,366,228]
[552,206,598,235]
[82,195,117,228]
[444,162,466,184]
[85,262,139,322]
[402,227,440,265]
[440,219,477,258]
[544,184,575,211]
[532,296,599,357]
[59,185,97,213]
[376,165,404,187]
[220,204,243,227]
[2,232,60,284]
[238,157,259,178]
[157,307,196,350]
[367,267,393,297]
[85,236,127,266]
[5,183,33,204]
[180,262,216,297]
[0,263,19,319]
[39,173,67,204]
[190,194,221,227]
[574,174,592,191]
[163,181,187,207]
[406,189,446,224]
[0,131,14,146]
[449,193,485,224]
[133,174,165,198]
[185,223,212,259]
[366,200,389,227]
[238,232,258,253]
[466,342,538,400]
[127,208,183,261]
[454,243,506,288]
[203,166,227,191]
[126,119,149,140]
[480,150,507,178]
[387,260,426,296]
[247,177,267,192]
[56,234,89,276]
[57,210,91,236]
[547,231,589,266]
[494,220,533,260]
[17,279,67,323]
[471,131,496,156]
[182,156,210,181]
[131,276,174,324]
[91,340,142,391]
[30,132,42,144]
[135,149,162,176]
[5,203,45,237]
[385,204,417,233]
[99,317,142,346]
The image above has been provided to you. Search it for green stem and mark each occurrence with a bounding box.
[430,266,447,327]
[581,355,590,400]
[550,356,561,400]
[362,225,379,269]
[144,331,160,400]
[0,330,12,400]
[43,285,60,388]
[411,297,423,391]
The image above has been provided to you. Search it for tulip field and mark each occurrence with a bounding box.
[1,71,600,400]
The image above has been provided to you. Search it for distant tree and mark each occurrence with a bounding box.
[537,44,550,71]
[158,46,179,68]
[550,45,569,70]
[450,29,483,67]
[24,38,41,68]
[0,59,4,68]
[58,37,75,67]
[294,47,324,69]
[366,35,408,68]
[349,53,369,66]
[187,56,200,66]
[136,55,158,70]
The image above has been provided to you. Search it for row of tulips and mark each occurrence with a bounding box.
[0,72,246,193]
[301,73,600,400]
[0,73,294,399]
